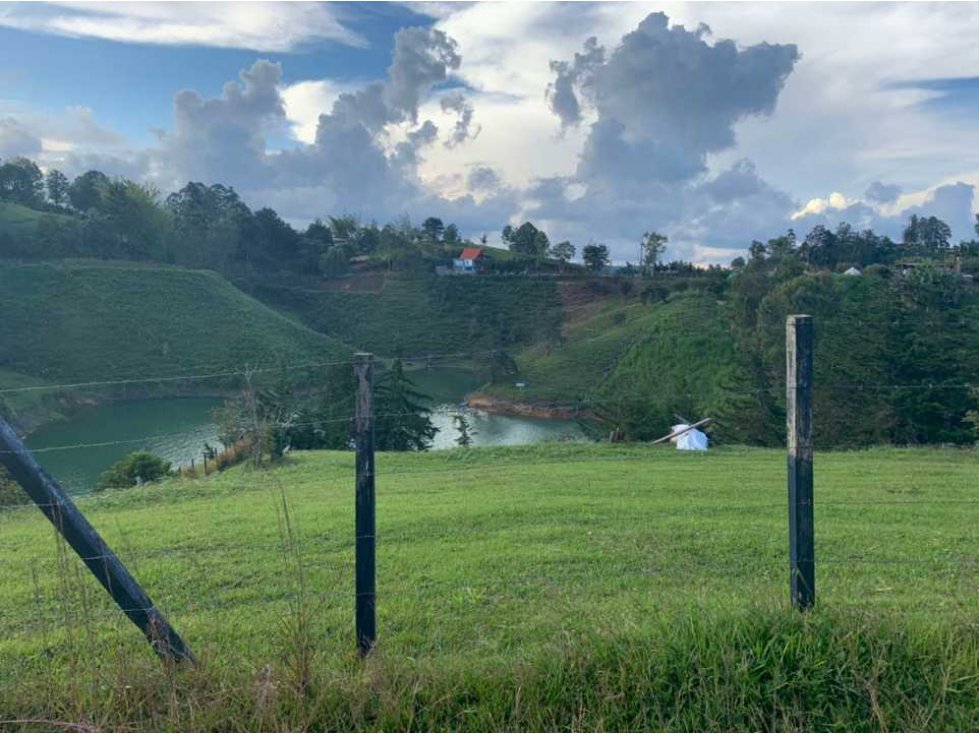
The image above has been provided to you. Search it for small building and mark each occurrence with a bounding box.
[453,247,488,274]
[843,266,862,277]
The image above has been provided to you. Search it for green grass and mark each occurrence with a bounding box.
[0,261,352,388]
[0,202,64,236]
[2,444,978,730]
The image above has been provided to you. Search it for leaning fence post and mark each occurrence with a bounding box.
[0,418,195,663]
[786,314,815,610]
[354,353,376,655]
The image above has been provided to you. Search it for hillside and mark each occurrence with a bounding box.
[2,445,978,730]
[0,201,78,258]
[0,261,352,423]
[474,290,735,420]
[243,271,565,357]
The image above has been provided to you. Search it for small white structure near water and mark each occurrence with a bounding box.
[670,423,709,451]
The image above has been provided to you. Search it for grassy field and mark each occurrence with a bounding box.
[2,444,978,731]
[0,261,351,391]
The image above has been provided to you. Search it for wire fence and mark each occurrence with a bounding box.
[2,339,978,668]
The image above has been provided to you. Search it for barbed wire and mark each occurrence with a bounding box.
[1,429,975,511]
[0,349,517,396]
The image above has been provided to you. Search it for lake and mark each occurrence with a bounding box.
[25,381,590,494]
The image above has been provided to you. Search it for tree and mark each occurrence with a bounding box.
[582,243,610,271]
[0,157,44,207]
[505,221,550,256]
[0,465,28,507]
[549,240,576,264]
[247,207,301,269]
[421,216,445,242]
[903,214,952,252]
[165,182,252,270]
[443,223,460,244]
[68,169,110,212]
[45,169,70,207]
[96,451,172,491]
[374,359,438,451]
[99,179,170,260]
[453,412,475,447]
[639,231,667,275]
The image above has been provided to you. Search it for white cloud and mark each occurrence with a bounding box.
[6,2,979,262]
[0,104,126,165]
[0,2,366,51]
[791,192,850,220]
[281,79,354,145]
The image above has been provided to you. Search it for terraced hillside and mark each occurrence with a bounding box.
[0,261,352,424]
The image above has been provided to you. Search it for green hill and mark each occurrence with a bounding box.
[0,201,78,258]
[2,445,978,730]
[475,291,737,428]
[244,271,565,357]
[0,261,352,419]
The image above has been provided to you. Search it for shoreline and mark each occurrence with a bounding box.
[464,393,599,421]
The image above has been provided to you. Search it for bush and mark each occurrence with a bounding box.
[0,465,29,509]
[96,451,171,491]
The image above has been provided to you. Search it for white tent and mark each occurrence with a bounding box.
[670,423,709,451]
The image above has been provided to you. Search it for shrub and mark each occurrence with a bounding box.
[0,465,29,509]
[96,451,171,491]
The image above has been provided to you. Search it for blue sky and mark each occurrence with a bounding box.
[0,3,430,146]
[2,2,978,263]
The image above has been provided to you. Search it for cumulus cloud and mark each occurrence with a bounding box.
[0,117,42,158]
[439,92,479,147]
[10,4,976,262]
[864,180,902,204]
[466,165,501,192]
[526,12,802,259]
[546,36,604,129]
[153,59,285,189]
[0,2,366,51]
[384,27,461,123]
[791,182,977,242]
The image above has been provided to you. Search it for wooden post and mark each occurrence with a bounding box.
[0,418,195,663]
[786,315,815,610]
[354,353,376,655]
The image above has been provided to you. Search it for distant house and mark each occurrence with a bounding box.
[843,266,862,276]
[453,246,488,274]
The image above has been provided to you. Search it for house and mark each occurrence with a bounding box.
[843,266,862,276]
[453,246,488,274]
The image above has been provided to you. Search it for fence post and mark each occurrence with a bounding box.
[0,418,195,663]
[786,314,815,610]
[354,353,376,655]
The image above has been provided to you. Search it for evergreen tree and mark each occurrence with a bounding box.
[374,359,438,451]
[453,412,475,447]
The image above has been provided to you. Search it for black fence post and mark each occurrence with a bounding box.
[354,353,376,655]
[786,314,815,610]
[0,418,195,663]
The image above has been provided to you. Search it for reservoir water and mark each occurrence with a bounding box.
[25,383,590,494]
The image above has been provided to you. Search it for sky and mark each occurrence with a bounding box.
[2,1,979,264]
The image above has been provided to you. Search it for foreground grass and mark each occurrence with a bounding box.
[1,444,977,730]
